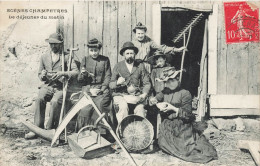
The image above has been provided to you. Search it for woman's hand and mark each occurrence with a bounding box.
[157,102,179,115]
[165,103,179,116]
[149,97,158,106]
[156,102,170,111]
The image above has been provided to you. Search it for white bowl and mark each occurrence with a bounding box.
[156,102,169,111]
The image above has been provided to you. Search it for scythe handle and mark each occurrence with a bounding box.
[83,92,138,166]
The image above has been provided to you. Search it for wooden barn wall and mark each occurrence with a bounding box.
[59,1,159,69]
[57,1,260,96]
[216,4,260,95]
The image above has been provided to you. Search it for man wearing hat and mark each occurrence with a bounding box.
[132,22,186,73]
[76,38,115,131]
[25,33,79,139]
[109,41,151,123]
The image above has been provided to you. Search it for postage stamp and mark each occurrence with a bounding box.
[224,1,259,44]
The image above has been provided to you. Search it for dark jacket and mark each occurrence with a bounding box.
[78,55,111,92]
[109,60,151,94]
[155,88,194,121]
[38,51,79,88]
[151,63,171,94]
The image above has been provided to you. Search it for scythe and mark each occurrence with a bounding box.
[22,95,91,143]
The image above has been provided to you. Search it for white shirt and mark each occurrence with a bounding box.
[125,61,134,73]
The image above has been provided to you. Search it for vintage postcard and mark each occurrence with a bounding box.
[0,0,259,166]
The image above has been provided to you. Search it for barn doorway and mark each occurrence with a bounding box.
[161,9,210,97]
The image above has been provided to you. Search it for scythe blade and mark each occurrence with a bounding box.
[51,95,92,147]
[22,121,55,141]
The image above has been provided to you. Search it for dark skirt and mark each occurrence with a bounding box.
[75,90,117,132]
[158,118,218,163]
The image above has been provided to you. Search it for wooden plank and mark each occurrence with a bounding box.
[118,1,132,62]
[217,4,227,94]
[152,4,161,45]
[210,108,260,116]
[145,0,153,39]
[63,4,74,52]
[131,1,146,41]
[208,4,218,95]
[248,42,260,94]
[88,1,104,54]
[226,43,249,94]
[210,95,259,109]
[160,2,213,12]
[238,140,260,166]
[197,20,208,120]
[73,1,88,62]
[103,1,118,68]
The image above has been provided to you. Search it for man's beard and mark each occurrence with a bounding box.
[126,57,134,64]
[51,47,60,54]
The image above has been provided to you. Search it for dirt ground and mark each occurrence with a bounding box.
[0,22,260,166]
[0,114,259,166]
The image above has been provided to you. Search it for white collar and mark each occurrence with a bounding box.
[125,61,134,73]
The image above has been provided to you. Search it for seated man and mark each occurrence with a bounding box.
[25,33,79,139]
[76,38,115,131]
[109,41,151,124]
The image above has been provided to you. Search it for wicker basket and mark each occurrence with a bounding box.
[116,115,154,152]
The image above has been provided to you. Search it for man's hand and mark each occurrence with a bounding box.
[138,93,147,103]
[173,46,188,53]
[117,77,126,85]
[41,70,47,78]
[51,71,67,81]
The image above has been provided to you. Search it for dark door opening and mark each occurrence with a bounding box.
[161,9,209,97]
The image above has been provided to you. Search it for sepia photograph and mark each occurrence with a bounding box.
[0,0,259,165]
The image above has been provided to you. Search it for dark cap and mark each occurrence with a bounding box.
[120,41,139,55]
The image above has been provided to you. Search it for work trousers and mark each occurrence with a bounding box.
[34,85,63,129]
[113,96,147,124]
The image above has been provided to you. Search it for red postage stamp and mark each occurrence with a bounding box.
[224,1,259,44]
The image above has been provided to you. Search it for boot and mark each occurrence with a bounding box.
[25,132,37,140]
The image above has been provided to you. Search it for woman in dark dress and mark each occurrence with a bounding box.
[149,76,218,163]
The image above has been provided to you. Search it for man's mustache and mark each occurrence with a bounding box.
[126,57,134,64]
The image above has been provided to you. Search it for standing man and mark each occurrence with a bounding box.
[76,38,115,131]
[25,33,79,139]
[132,22,186,72]
[109,42,151,123]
